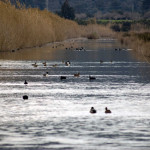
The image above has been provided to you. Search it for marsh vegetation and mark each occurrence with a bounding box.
[118,23,150,58]
[0,1,114,51]
[0,0,149,59]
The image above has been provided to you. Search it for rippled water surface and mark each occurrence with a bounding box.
[0,40,150,150]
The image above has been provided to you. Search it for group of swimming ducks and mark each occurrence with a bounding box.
[25,61,110,112]
[23,81,111,114]
[31,61,97,80]
[31,61,71,68]
[31,58,109,69]
[31,59,112,79]
[90,107,111,114]
[60,75,96,80]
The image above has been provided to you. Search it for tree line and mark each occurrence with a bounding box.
[8,0,150,20]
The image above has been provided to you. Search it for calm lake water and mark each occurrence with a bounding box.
[0,39,150,150]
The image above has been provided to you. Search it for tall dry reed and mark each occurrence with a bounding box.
[118,23,150,58]
[0,1,115,51]
[80,24,115,39]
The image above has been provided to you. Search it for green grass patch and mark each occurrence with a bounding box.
[97,20,133,25]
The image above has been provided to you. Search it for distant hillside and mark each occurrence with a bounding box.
[12,0,150,19]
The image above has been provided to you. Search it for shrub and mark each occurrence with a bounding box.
[121,22,131,32]
[111,24,121,32]
[86,32,99,39]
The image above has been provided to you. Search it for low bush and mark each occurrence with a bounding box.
[86,32,99,39]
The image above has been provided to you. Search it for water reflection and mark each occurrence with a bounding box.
[0,39,124,61]
[0,39,148,63]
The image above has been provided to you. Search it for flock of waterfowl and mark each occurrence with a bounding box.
[30,60,99,80]
[31,60,71,68]
[29,57,115,81]
[14,42,122,114]
[23,59,112,114]
[0,40,127,115]
[22,86,112,114]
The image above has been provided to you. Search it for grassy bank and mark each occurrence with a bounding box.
[0,1,114,51]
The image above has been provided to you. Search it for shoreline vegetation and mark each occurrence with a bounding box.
[119,32,150,58]
[0,1,114,52]
[0,1,149,60]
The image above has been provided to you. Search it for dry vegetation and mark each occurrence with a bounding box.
[118,24,150,58]
[0,1,114,51]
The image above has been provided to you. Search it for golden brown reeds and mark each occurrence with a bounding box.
[0,1,115,51]
[80,24,115,39]
[0,1,55,50]
[118,30,150,58]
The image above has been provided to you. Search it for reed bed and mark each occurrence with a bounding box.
[0,1,115,51]
[81,24,115,39]
[117,23,150,58]
[131,34,150,58]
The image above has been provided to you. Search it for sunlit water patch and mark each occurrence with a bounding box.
[0,40,150,150]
